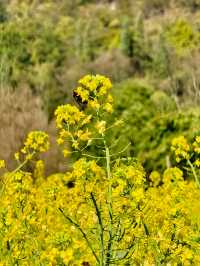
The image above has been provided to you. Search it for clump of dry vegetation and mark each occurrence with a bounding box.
[0,87,67,173]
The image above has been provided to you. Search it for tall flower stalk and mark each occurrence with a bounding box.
[54,75,142,265]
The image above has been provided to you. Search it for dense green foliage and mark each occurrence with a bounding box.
[109,79,200,171]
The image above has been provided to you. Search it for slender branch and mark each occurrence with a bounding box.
[109,136,122,149]
[58,207,100,264]
[90,192,105,265]
[13,159,29,174]
[13,152,36,174]
[80,138,104,152]
[110,143,131,157]
[82,153,106,159]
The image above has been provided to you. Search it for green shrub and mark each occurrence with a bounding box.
[106,79,200,172]
[165,19,200,55]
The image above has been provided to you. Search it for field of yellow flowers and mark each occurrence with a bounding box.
[0,75,200,265]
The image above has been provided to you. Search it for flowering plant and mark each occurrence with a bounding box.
[0,75,200,265]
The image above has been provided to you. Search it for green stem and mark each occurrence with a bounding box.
[103,138,113,266]
[187,159,200,188]
[13,152,36,174]
[13,160,28,174]
[0,152,36,197]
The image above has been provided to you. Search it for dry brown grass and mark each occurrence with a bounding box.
[0,87,68,174]
[87,49,133,82]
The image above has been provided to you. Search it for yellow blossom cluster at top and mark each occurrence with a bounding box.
[74,74,113,113]
[54,75,114,156]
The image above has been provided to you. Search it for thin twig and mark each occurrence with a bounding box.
[82,153,106,159]
[110,143,131,157]
[90,192,105,265]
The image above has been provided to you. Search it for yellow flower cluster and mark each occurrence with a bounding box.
[55,104,92,154]
[0,159,200,265]
[149,170,161,186]
[171,136,190,162]
[171,135,200,186]
[0,160,5,169]
[163,167,184,184]
[55,104,88,128]
[21,131,49,156]
[95,120,106,134]
[33,160,45,180]
[55,75,114,156]
[193,136,200,167]
[74,74,113,113]
[193,136,200,154]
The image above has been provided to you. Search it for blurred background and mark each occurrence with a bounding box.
[1,0,200,174]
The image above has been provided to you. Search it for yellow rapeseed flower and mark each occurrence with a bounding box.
[0,160,5,169]
[95,120,106,134]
